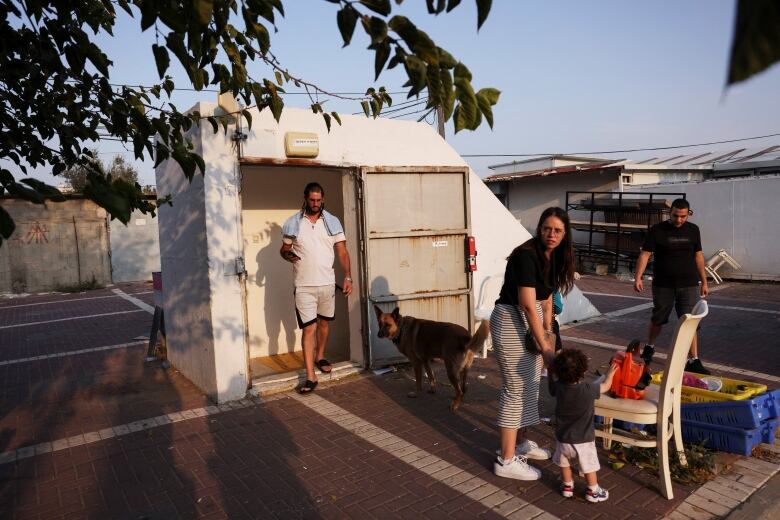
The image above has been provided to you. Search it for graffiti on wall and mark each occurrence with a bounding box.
[11,221,50,245]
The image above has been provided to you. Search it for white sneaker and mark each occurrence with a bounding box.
[493,455,542,481]
[495,440,551,461]
[518,439,551,460]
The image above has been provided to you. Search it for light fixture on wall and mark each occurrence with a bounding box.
[284,132,319,158]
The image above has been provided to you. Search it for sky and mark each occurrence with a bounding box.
[9,0,780,187]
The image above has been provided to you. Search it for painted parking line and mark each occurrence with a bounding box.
[292,392,554,519]
[0,394,274,466]
[0,340,146,366]
[112,288,154,314]
[582,287,779,315]
[0,291,152,310]
[0,309,147,330]
[560,335,780,383]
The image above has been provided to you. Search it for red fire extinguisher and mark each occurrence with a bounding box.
[466,236,477,272]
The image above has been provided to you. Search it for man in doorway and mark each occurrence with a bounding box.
[633,198,710,374]
[280,182,353,394]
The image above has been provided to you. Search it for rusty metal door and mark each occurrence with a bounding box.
[361,167,473,367]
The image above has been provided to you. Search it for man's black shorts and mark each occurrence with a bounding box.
[651,285,700,326]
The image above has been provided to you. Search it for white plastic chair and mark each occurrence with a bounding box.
[594,299,709,500]
[704,249,742,284]
[474,274,504,358]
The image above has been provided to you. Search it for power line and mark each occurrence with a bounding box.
[461,132,780,158]
[107,82,409,97]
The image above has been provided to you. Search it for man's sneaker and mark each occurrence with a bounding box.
[560,482,574,498]
[493,456,542,481]
[518,439,551,460]
[640,344,655,365]
[686,358,711,375]
[585,486,609,503]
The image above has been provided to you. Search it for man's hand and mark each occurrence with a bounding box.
[634,278,644,293]
[342,278,353,296]
[700,281,709,298]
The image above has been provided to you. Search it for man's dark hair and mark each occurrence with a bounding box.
[671,198,690,211]
[552,348,589,384]
[304,182,324,198]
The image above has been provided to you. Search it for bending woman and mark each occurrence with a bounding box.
[492,207,575,480]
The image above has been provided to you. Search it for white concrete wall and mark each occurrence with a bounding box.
[0,198,111,293]
[506,171,618,232]
[109,209,161,282]
[155,111,220,401]
[631,176,780,280]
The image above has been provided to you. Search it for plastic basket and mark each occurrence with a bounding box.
[681,418,778,456]
[681,390,779,429]
[650,371,767,403]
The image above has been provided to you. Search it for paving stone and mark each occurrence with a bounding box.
[685,494,732,517]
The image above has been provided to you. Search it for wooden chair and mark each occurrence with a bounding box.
[704,249,742,284]
[594,299,709,499]
[474,274,503,358]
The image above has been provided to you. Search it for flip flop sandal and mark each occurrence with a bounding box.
[316,359,333,374]
[297,379,318,395]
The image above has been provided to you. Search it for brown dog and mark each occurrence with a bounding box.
[373,305,490,411]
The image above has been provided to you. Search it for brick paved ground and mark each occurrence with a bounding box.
[0,277,777,519]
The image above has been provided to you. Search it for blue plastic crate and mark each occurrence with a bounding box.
[765,389,780,418]
[681,418,778,456]
[681,389,780,429]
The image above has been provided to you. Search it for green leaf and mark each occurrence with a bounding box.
[0,206,15,240]
[152,45,170,79]
[207,116,219,133]
[475,88,500,129]
[727,0,780,85]
[374,41,391,80]
[19,179,66,202]
[6,182,45,204]
[323,112,332,132]
[439,67,454,120]
[403,55,428,96]
[194,0,214,25]
[476,0,492,30]
[426,0,446,14]
[275,70,284,85]
[446,0,462,12]
[331,111,342,126]
[454,62,472,82]
[270,92,283,121]
[337,6,359,47]
[610,462,626,470]
[363,16,389,44]
[241,109,253,129]
[361,100,370,117]
[359,0,392,16]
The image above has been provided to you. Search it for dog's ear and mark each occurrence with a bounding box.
[373,304,383,321]
[391,307,400,321]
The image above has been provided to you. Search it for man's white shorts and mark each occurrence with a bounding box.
[552,441,601,474]
[295,285,335,328]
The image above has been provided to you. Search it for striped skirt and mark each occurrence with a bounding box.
[490,302,544,429]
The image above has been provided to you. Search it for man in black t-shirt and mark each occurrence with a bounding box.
[634,199,710,374]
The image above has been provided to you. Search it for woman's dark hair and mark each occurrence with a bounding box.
[552,348,589,384]
[508,206,575,295]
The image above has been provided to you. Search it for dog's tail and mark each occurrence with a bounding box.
[466,320,490,353]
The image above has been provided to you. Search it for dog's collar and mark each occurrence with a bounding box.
[391,319,404,345]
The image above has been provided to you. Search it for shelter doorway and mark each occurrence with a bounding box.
[239,164,361,381]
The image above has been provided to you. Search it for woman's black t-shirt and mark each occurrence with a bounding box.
[495,243,554,305]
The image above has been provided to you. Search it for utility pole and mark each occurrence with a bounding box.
[437,105,445,139]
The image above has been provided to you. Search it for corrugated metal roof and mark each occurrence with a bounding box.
[483,161,622,183]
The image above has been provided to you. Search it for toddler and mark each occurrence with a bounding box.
[550,349,617,502]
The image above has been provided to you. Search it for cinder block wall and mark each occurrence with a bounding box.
[0,198,112,293]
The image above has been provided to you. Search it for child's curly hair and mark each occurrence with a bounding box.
[552,349,589,384]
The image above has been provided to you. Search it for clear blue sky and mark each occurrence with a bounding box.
[13,0,780,186]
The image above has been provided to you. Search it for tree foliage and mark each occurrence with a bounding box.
[727,0,780,86]
[0,0,500,247]
[62,151,140,193]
